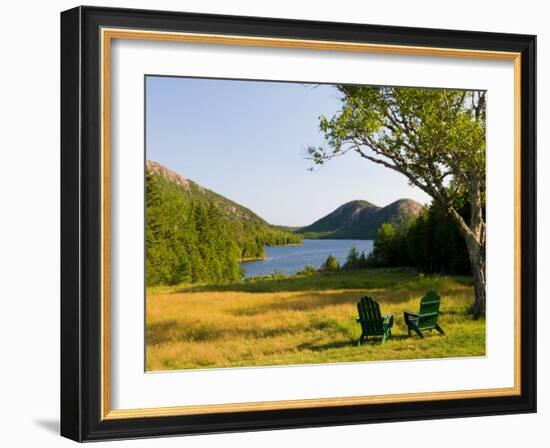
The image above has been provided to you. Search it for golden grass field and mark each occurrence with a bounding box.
[146,269,486,371]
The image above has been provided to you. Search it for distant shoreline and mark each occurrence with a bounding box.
[301,237,373,242]
[240,242,303,263]
[240,256,265,263]
[240,239,374,266]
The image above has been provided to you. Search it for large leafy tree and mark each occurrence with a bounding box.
[309,86,486,317]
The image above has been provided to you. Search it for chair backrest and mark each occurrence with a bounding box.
[357,296,384,335]
[417,290,441,328]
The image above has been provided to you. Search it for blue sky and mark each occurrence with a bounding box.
[146,76,430,227]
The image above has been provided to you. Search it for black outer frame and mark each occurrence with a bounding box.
[60,5,537,442]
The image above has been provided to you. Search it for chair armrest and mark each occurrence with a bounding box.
[384,314,394,328]
[403,311,418,325]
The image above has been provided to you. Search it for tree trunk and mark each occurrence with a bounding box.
[464,235,486,319]
[447,203,486,319]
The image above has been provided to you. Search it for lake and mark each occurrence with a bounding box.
[241,239,374,278]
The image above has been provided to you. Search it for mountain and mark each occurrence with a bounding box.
[296,200,378,236]
[145,161,300,286]
[297,198,423,239]
[147,160,269,226]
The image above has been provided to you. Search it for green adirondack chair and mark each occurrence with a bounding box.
[356,296,394,346]
[404,290,445,338]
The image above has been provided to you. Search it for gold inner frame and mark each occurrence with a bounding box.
[100,28,522,420]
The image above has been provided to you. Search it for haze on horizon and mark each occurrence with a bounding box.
[146,76,431,227]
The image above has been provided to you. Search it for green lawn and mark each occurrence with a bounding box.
[146,268,485,371]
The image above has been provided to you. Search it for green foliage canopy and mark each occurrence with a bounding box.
[308,86,485,247]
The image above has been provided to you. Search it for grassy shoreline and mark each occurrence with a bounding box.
[146,268,485,371]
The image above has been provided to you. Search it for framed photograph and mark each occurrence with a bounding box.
[60,6,536,442]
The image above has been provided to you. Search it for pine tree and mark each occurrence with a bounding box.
[320,254,340,272]
[344,246,360,269]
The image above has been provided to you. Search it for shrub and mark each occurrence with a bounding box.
[297,265,318,276]
[320,254,340,272]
